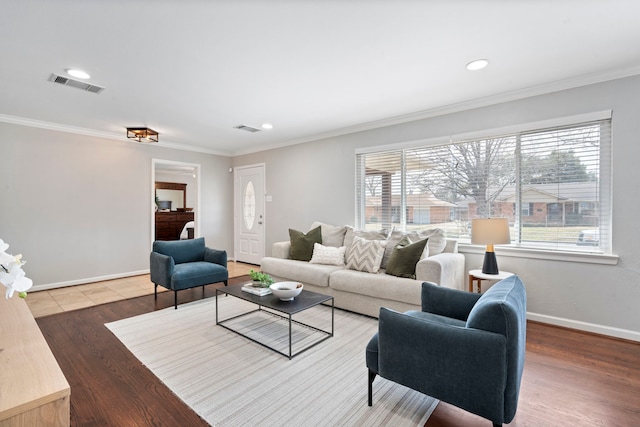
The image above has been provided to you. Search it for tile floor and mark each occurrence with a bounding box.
[26,261,256,318]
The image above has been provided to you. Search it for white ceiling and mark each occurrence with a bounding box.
[2,1,640,156]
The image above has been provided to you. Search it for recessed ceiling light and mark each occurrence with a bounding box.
[261,123,273,130]
[465,59,489,71]
[65,68,91,79]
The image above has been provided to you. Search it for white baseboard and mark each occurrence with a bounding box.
[527,311,640,343]
[28,274,640,343]
[31,269,150,292]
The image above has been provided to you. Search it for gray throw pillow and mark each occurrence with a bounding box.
[406,228,446,256]
[309,222,348,247]
[289,226,322,261]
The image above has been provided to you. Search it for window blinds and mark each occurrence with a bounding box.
[355,118,611,253]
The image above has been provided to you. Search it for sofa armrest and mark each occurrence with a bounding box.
[271,241,291,259]
[204,247,227,267]
[150,252,174,287]
[421,281,481,321]
[415,252,465,290]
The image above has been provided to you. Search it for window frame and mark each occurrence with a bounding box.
[355,111,614,258]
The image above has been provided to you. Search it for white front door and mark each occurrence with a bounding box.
[234,164,265,264]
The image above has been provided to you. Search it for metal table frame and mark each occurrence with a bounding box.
[215,284,334,359]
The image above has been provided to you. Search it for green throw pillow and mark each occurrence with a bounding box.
[289,226,322,261]
[385,237,429,279]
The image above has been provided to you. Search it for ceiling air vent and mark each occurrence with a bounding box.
[234,124,261,133]
[48,73,105,94]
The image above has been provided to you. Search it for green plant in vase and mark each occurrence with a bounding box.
[249,269,274,288]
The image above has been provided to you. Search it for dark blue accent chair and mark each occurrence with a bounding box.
[366,275,526,427]
[150,237,228,309]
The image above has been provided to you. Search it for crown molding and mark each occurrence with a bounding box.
[3,65,640,158]
[0,114,232,157]
[230,65,640,156]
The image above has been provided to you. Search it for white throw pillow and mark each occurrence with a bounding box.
[345,236,386,274]
[309,243,346,266]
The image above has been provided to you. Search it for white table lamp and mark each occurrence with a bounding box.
[471,218,511,275]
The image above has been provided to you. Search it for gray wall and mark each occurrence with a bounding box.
[0,123,233,288]
[2,75,638,340]
[234,74,640,340]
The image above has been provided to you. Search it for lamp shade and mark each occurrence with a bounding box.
[471,218,511,245]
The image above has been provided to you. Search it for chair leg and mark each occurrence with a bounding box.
[154,284,158,300]
[202,285,205,298]
[224,280,228,286]
[368,369,377,406]
[174,291,178,309]
[493,424,502,427]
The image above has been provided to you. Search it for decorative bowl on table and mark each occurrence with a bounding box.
[270,282,303,301]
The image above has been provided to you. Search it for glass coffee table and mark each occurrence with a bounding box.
[215,283,334,359]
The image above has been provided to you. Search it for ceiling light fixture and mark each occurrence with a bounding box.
[126,127,159,143]
[466,59,489,71]
[261,123,273,130]
[65,68,91,79]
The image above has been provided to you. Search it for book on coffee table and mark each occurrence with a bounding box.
[241,284,272,296]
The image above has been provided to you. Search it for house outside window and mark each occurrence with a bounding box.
[355,115,611,253]
[514,202,534,216]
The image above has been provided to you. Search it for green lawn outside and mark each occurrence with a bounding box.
[366,222,595,243]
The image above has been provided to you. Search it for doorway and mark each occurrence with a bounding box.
[234,164,265,264]
[151,159,200,246]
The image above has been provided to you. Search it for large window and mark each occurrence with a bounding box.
[356,116,611,253]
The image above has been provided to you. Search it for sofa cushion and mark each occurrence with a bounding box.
[170,261,228,290]
[406,228,446,256]
[346,236,386,273]
[405,309,467,327]
[260,257,343,288]
[153,237,205,264]
[329,269,421,305]
[309,243,346,266]
[289,226,322,261]
[309,222,348,247]
[385,238,428,279]
[381,229,446,268]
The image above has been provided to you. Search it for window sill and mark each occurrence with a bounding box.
[459,243,619,266]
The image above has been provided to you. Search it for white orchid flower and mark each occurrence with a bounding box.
[0,239,33,298]
[0,239,14,265]
[1,262,33,298]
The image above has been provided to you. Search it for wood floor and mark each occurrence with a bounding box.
[37,278,640,427]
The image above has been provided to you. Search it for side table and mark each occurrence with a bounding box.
[468,269,514,293]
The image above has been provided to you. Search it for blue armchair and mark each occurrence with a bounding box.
[150,237,228,309]
[366,275,526,427]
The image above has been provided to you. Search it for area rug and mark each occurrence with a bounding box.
[106,295,438,426]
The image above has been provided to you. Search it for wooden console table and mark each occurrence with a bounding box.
[0,296,70,426]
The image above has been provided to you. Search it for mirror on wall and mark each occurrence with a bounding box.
[155,182,187,211]
[152,160,200,243]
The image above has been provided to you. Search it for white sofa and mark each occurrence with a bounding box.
[260,223,465,318]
